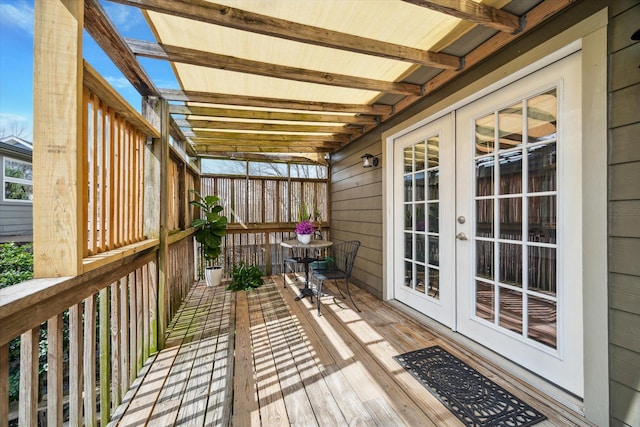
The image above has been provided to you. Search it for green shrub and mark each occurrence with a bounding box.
[226,261,264,292]
[0,242,33,289]
[0,242,35,402]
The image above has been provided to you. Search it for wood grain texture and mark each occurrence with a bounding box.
[47,313,64,426]
[401,0,521,33]
[18,328,39,426]
[33,0,83,277]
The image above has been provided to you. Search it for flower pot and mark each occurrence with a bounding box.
[205,266,223,287]
[297,233,312,244]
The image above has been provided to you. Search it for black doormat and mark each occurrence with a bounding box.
[393,346,547,427]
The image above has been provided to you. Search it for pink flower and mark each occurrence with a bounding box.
[295,220,314,234]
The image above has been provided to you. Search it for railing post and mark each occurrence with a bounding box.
[143,96,167,351]
[33,0,84,277]
[18,327,39,426]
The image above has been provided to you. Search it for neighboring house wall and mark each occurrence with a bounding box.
[0,147,34,240]
[607,2,640,426]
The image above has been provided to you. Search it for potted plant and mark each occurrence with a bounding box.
[295,202,314,244]
[190,189,228,287]
[226,261,264,292]
[295,219,314,244]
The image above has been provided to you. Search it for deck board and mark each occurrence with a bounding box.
[111,275,593,426]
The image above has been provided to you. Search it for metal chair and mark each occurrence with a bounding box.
[311,240,361,316]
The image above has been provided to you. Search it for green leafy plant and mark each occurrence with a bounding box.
[226,261,264,292]
[0,242,35,401]
[0,242,33,289]
[190,190,228,263]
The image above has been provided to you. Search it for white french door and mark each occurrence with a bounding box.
[393,52,584,396]
[393,114,455,328]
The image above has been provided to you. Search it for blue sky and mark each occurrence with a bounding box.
[0,0,178,141]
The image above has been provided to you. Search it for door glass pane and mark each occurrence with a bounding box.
[499,197,522,240]
[404,204,412,230]
[476,240,493,279]
[404,175,412,202]
[528,246,556,294]
[499,288,523,334]
[415,142,426,171]
[528,143,556,192]
[415,172,425,201]
[428,202,439,233]
[428,237,439,266]
[428,268,440,298]
[416,203,425,231]
[476,157,494,196]
[427,170,439,200]
[476,199,493,237]
[498,102,523,149]
[476,281,494,321]
[528,196,556,244]
[499,150,522,194]
[404,146,413,173]
[528,295,557,348]
[416,264,426,293]
[499,243,522,287]
[475,113,495,155]
[404,261,413,288]
[404,233,412,259]
[527,89,557,142]
[427,136,439,168]
[417,234,425,263]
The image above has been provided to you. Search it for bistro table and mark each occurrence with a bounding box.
[280,238,333,301]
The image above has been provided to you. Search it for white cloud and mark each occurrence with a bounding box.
[103,3,142,33]
[0,1,34,35]
[104,75,133,90]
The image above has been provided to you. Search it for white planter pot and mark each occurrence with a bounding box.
[297,233,312,244]
[205,266,223,287]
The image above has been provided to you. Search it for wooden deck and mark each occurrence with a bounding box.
[108,275,591,426]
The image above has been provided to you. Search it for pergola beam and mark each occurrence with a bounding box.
[127,39,422,96]
[170,105,378,125]
[190,130,349,143]
[401,0,522,33]
[160,89,393,115]
[180,119,352,134]
[109,0,462,69]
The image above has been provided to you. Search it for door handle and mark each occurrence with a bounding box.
[456,232,468,241]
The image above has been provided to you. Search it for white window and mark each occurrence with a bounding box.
[3,157,33,202]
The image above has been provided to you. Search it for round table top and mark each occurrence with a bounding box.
[280,238,333,249]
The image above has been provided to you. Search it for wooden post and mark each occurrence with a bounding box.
[157,99,170,349]
[33,0,84,277]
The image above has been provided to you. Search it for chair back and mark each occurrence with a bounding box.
[330,240,360,278]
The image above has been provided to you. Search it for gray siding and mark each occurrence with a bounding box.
[608,3,640,426]
[330,141,383,298]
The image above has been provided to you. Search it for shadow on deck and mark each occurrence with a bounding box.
[108,275,591,426]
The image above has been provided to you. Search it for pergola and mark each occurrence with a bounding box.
[2,0,589,425]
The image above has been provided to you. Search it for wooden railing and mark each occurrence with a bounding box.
[0,62,199,425]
